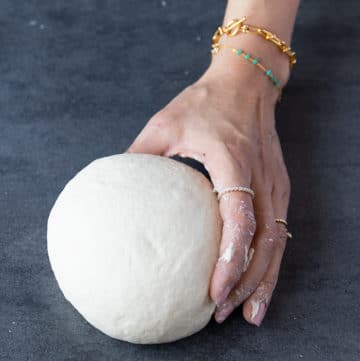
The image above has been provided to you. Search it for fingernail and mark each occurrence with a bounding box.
[215,312,227,323]
[251,301,266,327]
[215,303,233,323]
[216,286,231,306]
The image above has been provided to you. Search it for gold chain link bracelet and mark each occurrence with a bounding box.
[211,16,297,71]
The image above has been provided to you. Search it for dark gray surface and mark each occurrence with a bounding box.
[1,1,359,360]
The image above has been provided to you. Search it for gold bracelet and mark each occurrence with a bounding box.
[212,16,296,71]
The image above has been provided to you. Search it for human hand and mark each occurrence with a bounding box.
[127,39,291,326]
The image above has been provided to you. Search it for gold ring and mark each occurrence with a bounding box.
[275,218,293,239]
[275,218,288,226]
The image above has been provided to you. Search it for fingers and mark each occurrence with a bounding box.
[242,221,288,326]
[219,162,291,325]
[206,144,256,306]
[214,190,277,323]
[241,161,291,326]
[126,113,173,155]
[211,192,256,305]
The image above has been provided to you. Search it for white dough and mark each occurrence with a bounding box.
[47,153,222,344]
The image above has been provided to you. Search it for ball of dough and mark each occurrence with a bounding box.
[47,154,221,344]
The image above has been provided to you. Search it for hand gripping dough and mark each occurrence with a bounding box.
[47,154,222,344]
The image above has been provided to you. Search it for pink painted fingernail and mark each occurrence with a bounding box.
[251,301,266,327]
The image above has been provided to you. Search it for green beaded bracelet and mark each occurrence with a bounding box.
[235,48,281,88]
[211,44,283,101]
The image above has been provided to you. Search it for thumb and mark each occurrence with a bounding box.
[126,121,171,155]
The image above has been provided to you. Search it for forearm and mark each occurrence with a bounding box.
[207,0,300,95]
[223,0,300,45]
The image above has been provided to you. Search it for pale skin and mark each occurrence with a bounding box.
[128,0,300,326]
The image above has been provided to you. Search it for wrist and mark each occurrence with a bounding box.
[205,34,291,102]
[192,68,277,131]
[223,0,300,47]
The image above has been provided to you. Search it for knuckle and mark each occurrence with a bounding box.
[258,279,277,295]
[233,283,254,305]
[229,141,253,165]
[252,280,277,306]
[211,140,231,157]
[258,228,277,252]
[241,214,257,238]
[277,226,288,248]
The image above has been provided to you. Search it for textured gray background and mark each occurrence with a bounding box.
[0,1,359,360]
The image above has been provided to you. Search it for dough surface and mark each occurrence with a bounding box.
[47,153,222,344]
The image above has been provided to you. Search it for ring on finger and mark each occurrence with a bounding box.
[275,218,293,239]
[214,186,255,200]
